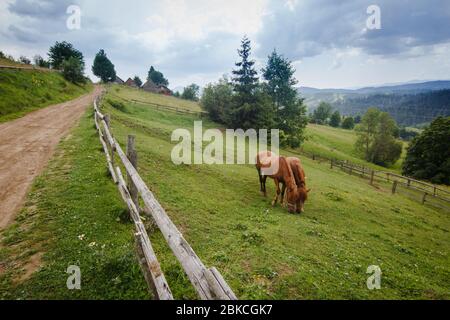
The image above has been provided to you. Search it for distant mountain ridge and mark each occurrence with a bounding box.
[298,80,450,126]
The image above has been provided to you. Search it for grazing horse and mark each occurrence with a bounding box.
[256,151,298,213]
[286,157,311,213]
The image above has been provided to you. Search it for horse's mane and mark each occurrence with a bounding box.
[295,161,306,188]
[279,156,297,191]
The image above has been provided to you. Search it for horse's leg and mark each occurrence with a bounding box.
[263,176,268,197]
[280,183,286,207]
[271,179,281,206]
[257,168,264,194]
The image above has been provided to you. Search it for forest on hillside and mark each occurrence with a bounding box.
[332,89,450,126]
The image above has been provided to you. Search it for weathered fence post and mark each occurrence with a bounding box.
[433,187,437,196]
[312,154,316,161]
[104,114,110,129]
[104,114,115,166]
[407,179,411,187]
[392,181,398,194]
[387,172,390,182]
[349,164,353,176]
[422,192,427,205]
[330,159,333,169]
[370,170,375,185]
[135,233,158,299]
[127,135,139,208]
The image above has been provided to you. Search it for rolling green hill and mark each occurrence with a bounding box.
[302,124,407,173]
[0,68,92,123]
[1,85,447,299]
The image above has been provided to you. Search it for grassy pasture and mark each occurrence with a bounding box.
[302,124,407,173]
[0,69,92,123]
[0,86,448,300]
[109,84,202,112]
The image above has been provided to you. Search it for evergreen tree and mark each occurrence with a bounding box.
[232,36,259,104]
[92,49,116,83]
[147,66,169,86]
[228,37,274,130]
[262,50,307,147]
[133,76,143,87]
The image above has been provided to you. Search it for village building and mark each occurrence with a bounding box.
[125,78,138,88]
[142,80,172,96]
[113,76,125,85]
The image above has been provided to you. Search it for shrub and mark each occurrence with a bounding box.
[62,57,86,84]
[402,116,450,185]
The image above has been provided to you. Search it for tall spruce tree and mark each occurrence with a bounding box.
[232,36,259,104]
[229,37,273,130]
[262,50,307,147]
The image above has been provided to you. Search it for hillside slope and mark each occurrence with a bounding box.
[299,81,450,126]
[302,124,406,173]
[1,86,447,299]
[0,68,92,123]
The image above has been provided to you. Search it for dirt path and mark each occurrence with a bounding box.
[0,86,102,229]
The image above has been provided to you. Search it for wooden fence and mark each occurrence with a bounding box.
[93,96,237,300]
[108,92,208,117]
[0,64,58,72]
[105,88,449,212]
[327,158,450,211]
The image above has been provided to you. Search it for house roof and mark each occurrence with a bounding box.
[125,78,137,86]
[114,76,124,84]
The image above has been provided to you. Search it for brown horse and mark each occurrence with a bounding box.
[256,151,298,213]
[286,157,311,213]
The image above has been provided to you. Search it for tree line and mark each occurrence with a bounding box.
[310,101,360,130]
[200,36,308,148]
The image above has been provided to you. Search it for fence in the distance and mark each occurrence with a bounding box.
[328,158,450,211]
[108,92,208,117]
[93,96,237,300]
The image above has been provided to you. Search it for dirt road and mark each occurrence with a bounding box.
[0,86,102,229]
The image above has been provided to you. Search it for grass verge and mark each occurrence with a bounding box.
[0,69,93,123]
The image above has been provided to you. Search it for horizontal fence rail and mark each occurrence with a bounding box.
[327,157,450,211]
[108,92,208,117]
[93,96,237,300]
[298,149,449,211]
[0,64,59,72]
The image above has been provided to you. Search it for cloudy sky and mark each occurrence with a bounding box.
[1,0,450,89]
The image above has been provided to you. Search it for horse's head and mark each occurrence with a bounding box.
[286,187,298,213]
[296,186,311,213]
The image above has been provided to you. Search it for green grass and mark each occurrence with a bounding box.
[0,69,92,123]
[0,109,149,299]
[1,86,448,300]
[0,57,24,67]
[302,124,406,173]
[109,84,201,112]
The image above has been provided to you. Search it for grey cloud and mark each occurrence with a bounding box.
[8,0,76,19]
[257,0,450,59]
